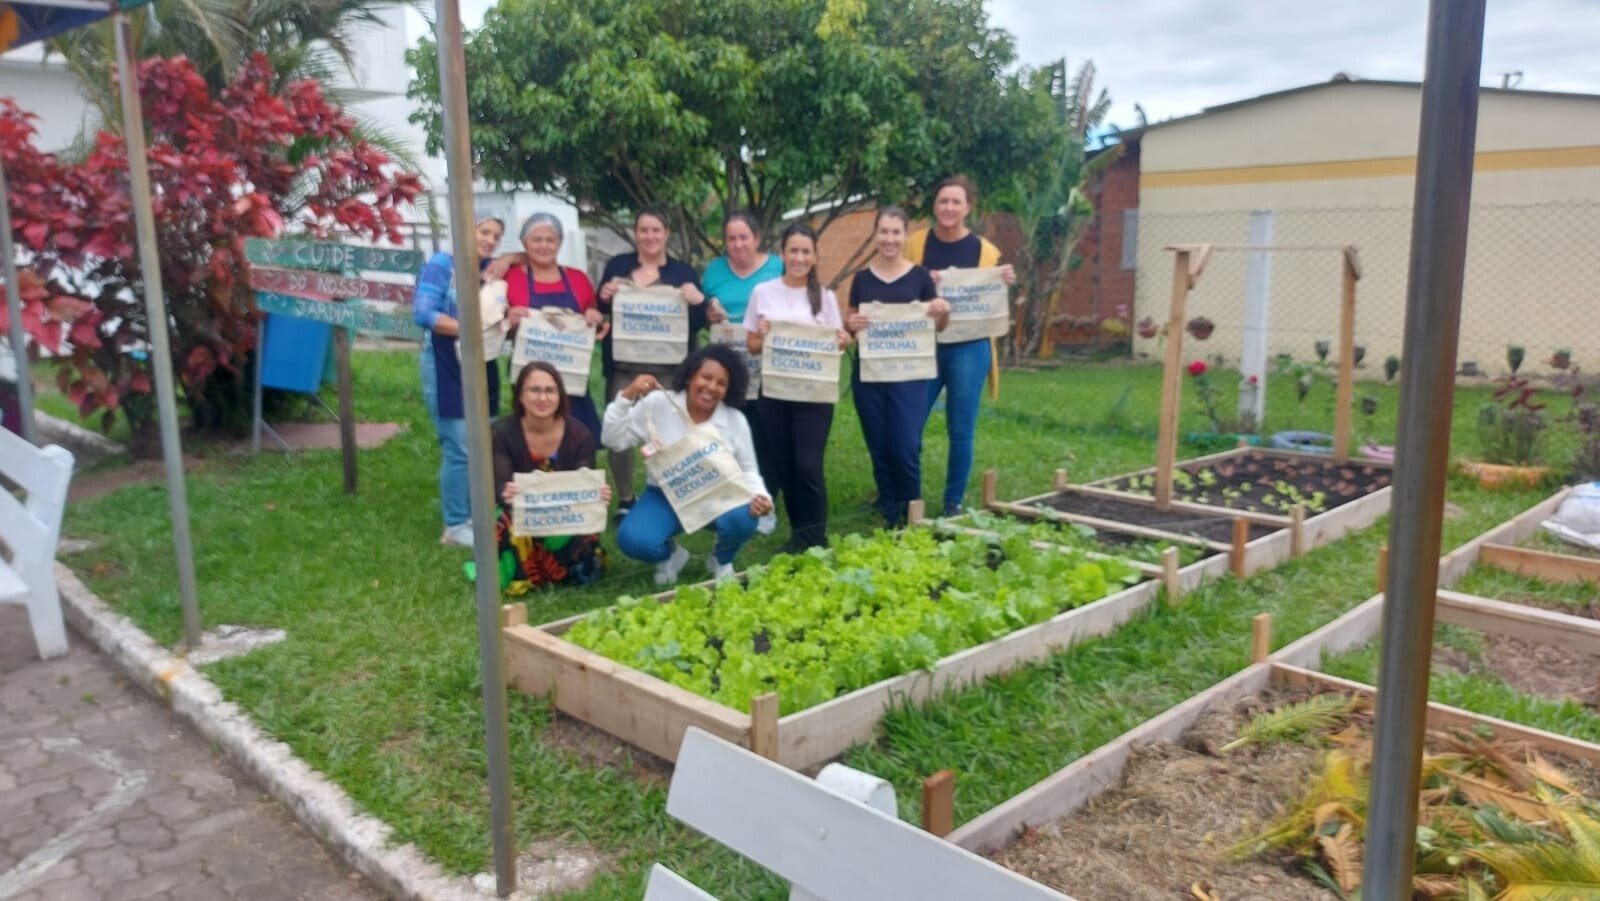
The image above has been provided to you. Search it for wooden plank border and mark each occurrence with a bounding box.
[1438,487,1571,585]
[505,571,1172,771]
[1436,589,1600,656]
[1479,542,1600,586]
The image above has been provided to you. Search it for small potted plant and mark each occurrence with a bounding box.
[1459,360,1482,377]
[1314,338,1331,362]
[1136,316,1160,339]
[1552,347,1573,370]
[1506,344,1525,374]
[1357,394,1393,462]
[1352,344,1366,367]
[1186,316,1215,341]
[1384,355,1400,383]
[1460,374,1550,488]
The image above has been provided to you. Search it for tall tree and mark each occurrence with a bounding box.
[407,0,1060,262]
[999,59,1115,364]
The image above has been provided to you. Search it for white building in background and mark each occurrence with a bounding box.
[0,6,583,269]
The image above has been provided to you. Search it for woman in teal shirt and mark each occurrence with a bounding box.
[704,211,783,534]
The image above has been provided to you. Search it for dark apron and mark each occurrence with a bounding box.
[432,260,500,419]
[512,267,602,439]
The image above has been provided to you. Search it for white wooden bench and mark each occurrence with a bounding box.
[646,727,1072,901]
[0,426,75,659]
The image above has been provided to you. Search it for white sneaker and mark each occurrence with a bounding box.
[442,522,475,547]
[756,512,778,535]
[654,545,691,586]
[708,556,736,581]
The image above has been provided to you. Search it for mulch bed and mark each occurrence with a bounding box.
[1035,490,1278,544]
[1103,451,1392,517]
[993,685,1600,900]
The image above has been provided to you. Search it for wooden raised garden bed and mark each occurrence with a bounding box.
[977,453,1392,579]
[502,529,1185,771]
[943,488,1596,899]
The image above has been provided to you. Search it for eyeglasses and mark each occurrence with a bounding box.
[523,386,561,396]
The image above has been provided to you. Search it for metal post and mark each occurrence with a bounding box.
[434,0,517,894]
[114,13,204,650]
[1238,210,1273,428]
[0,157,38,444]
[1362,1,1485,897]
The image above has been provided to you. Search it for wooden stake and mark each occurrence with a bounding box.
[1231,517,1250,578]
[1252,613,1273,664]
[907,499,926,525]
[1333,255,1357,463]
[981,469,998,508]
[1052,468,1070,492]
[333,327,358,493]
[500,603,527,628]
[750,693,779,761]
[1289,504,1306,557]
[1236,436,1250,449]
[1378,544,1390,595]
[1161,546,1182,605]
[922,769,955,837]
[1154,250,1191,510]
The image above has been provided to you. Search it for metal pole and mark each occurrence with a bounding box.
[114,13,204,650]
[1362,1,1485,897]
[434,0,517,894]
[0,157,38,444]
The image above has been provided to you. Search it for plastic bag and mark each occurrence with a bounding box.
[1540,482,1600,550]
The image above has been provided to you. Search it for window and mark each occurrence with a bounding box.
[1120,208,1138,270]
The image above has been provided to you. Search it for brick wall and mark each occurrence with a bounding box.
[1052,141,1141,348]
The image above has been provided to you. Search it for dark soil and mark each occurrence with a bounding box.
[1104,451,1393,517]
[1436,634,1600,708]
[1036,490,1277,544]
[541,711,673,789]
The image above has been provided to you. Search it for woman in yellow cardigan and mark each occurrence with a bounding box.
[906,175,1015,515]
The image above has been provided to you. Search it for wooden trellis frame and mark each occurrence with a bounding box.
[1155,243,1364,508]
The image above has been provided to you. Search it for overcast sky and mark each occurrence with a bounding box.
[984,0,1600,131]
[436,0,1600,132]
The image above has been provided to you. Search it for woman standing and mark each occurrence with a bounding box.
[906,176,1016,516]
[702,210,783,534]
[491,361,609,591]
[504,212,606,438]
[602,345,773,584]
[596,209,707,518]
[412,214,506,547]
[744,223,851,551]
[845,206,949,527]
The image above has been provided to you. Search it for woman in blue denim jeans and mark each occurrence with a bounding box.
[412,215,513,546]
[905,176,1016,516]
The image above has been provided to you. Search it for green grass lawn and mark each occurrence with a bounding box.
[56,348,1591,897]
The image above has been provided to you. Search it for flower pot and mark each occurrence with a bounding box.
[1186,319,1214,341]
[1136,317,1160,339]
[1552,352,1572,371]
[1457,460,1551,490]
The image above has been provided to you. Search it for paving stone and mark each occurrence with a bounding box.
[0,606,381,900]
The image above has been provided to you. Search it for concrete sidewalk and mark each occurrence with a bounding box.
[0,607,383,900]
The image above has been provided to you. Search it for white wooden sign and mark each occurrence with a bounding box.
[511,309,597,397]
[510,468,608,537]
[761,320,842,404]
[857,302,937,383]
[613,285,689,365]
[664,728,1073,901]
[709,323,761,401]
[937,266,1009,343]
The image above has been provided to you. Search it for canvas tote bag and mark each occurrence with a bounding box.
[642,396,756,532]
[935,266,1010,343]
[510,467,609,537]
[857,301,937,382]
[511,309,597,397]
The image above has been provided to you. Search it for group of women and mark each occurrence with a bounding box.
[412,175,1014,591]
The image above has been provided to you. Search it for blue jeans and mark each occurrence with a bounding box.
[854,377,929,525]
[926,338,991,512]
[616,485,758,566]
[421,345,471,527]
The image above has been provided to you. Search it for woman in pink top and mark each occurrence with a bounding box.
[743,223,851,551]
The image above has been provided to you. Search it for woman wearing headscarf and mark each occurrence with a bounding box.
[595,208,707,519]
[412,214,508,546]
[504,212,606,438]
[905,176,1016,516]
